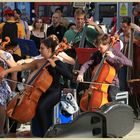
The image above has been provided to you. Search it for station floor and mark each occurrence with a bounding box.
[6,118,140,138]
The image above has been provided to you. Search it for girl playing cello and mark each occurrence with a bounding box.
[0,35,73,137]
[0,49,17,137]
[77,34,132,111]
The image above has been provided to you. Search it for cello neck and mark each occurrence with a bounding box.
[91,54,107,82]
[91,44,112,82]
[73,25,87,73]
[27,59,49,85]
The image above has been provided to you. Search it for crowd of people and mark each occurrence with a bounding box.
[0,5,140,138]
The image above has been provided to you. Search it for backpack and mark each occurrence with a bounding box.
[2,22,18,46]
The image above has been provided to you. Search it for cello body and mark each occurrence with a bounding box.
[80,62,116,112]
[7,68,53,123]
[6,38,70,123]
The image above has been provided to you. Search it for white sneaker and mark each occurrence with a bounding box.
[60,93,79,115]
[60,101,75,115]
[66,93,79,112]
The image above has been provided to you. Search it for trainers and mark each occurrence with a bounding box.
[60,101,75,115]
[60,93,79,115]
[66,93,79,112]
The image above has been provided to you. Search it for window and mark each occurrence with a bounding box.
[99,4,117,17]
[38,6,45,16]
[38,5,73,17]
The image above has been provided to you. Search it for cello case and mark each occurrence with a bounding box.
[44,102,134,138]
[99,102,135,138]
[44,111,107,138]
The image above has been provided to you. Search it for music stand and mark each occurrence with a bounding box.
[75,48,98,64]
[16,38,39,56]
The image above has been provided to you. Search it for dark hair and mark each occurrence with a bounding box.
[122,17,131,25]
[55,7,63,13]
[41,35,59,52]
[14,8,22,16]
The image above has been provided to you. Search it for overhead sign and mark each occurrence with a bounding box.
[73,2,86,8]
[120,3,128,16]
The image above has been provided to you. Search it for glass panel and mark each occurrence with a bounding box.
[99,4,117,17]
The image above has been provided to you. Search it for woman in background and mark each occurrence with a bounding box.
[30,17,46,53]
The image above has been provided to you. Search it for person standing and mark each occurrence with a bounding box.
[30,17,46,54]
[14,8,30,39]
[117,17,140,91]
[46,12,67,42]
[64,8,104,57]
[0,9,25,59]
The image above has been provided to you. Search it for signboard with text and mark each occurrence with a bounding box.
[120,3,128,16]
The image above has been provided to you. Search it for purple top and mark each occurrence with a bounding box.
[79,47,132,87]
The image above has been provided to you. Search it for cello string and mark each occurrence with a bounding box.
[3,78,33,87]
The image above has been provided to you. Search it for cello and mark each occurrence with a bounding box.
[1,36,21,57]
[127,15,140,118]
[6,38,70,123]
[80,42,116,112]
[1,36,11,50]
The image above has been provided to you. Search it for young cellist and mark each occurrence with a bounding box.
[0,49,17,137]
[76,34,132,109]
[0,35,73,137]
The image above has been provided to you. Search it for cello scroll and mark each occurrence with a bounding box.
[1,36,10,50]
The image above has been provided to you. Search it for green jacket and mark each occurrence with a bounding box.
[64,25,99,48]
